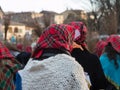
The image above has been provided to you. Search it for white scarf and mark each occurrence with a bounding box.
[19,54,89,90]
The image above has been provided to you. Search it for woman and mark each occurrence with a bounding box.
[18,24,89,90]
[94,40,107,57]
[4,42,31,69]
[0,41,21,90]
[100,35,120,90]
[69,21,111,90]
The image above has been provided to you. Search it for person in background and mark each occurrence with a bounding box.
[0,41,21,90]
[10,35,16,44]
[23,32,32,52]
[16,51,31,69]
[69,21,111,90]
[94,40,107,57]
[100,35,120,90]
[4,42,31,69]
[4,41,21,57]
[17,24,89,90]
[16,43,24,52]
[25,46,32,53]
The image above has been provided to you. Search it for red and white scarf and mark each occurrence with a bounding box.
[0,42,14,59]
[32,24,75,58]
[68,21,88,47]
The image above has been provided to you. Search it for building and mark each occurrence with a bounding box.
[0,6,4,19]
[1,21,32,41]
[8,12,43,27]
[54,14,64,24]
[54,9,87,24]
[40,10,57,26]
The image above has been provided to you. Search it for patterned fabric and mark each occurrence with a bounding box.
[0,41,21,90]
[25,46,32,53]
[32,24,75,59]
[0,59,21,90]
[68,21,87,47]
[16,44,23,51]
[19,54,89,90]
[94,40,107,57]
[100,53,120,90]
[0,42,14,59]
[106,35,120,53]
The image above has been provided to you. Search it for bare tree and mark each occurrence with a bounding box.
[115,0,120,26]
[3,15,11,41]
[88,0,119,34]
[42,14,51,28]
[32,18,43,37]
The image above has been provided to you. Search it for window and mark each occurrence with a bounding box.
[14,27,18,33]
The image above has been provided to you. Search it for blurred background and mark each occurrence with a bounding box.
[0,0,120,52]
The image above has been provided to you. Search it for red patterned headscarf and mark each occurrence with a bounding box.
[106,35,120,53]
[25,46,32,53]
[94,40,107,57]
[17,43,23,51]
[32,24,75,58]
[68,21,87,47]
[0,42,14,59]
[0,41,21,90]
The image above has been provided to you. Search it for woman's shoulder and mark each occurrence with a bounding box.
[100,53,108,59]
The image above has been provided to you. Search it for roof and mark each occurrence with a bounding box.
[40,10,57,14]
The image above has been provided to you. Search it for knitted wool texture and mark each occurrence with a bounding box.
[19,54,89,90]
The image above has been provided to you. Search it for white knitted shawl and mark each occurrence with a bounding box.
[19,54,89,90]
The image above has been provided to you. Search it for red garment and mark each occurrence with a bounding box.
[0,42,14,59]
[0,41,21,90]
[17,44,23,51]
[25,46,32,53]
[94,40,107,57]
[32,24,75,58]
[106,35,120,53]
[68,21,88,47]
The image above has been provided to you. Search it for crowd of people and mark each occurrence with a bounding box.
[0,21,120,90]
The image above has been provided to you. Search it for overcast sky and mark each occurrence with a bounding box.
[0,0,92,13]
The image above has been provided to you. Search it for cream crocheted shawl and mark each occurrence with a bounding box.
[19,54,89,90]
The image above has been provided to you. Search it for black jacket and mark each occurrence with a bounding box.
[71,48,112,90]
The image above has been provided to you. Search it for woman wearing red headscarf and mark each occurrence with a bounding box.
[18,24,89,90]
[0,41,21,90]
[69,21,112,90]
[100,35,120,90]
[94,40,107,57]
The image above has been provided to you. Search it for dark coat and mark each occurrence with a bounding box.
[71,48,112,90]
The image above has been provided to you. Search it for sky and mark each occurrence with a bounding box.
[0,0,92,13]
